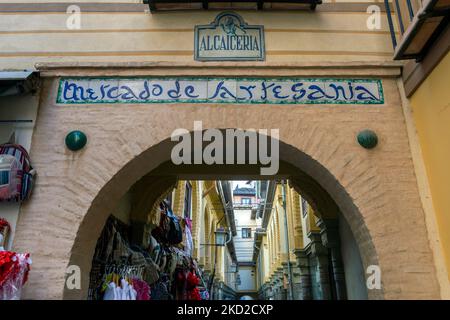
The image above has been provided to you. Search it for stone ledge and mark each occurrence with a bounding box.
[36,61,403,78]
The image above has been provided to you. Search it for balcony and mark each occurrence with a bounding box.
[144,0,322,12]
[233,202,259,210]
[385,0,450,61]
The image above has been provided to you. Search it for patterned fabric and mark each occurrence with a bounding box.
[151,275,172,300]
[0,170,9,185]
[0,251,16,287]
[0,144,31,172]
[200,289,209,300]
[0,155,20,201]
[87,263,103,300]
[0,251,31,300]
[0,144,34,202]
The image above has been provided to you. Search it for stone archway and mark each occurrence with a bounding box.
[12,70,441,300]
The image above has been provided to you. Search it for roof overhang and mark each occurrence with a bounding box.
[394,0,450,60]
[145,0,322,12]
[261,180,277,229]
[0,71,38,97]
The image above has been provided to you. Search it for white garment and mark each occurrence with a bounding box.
[103,282,117,300]
[184,225,193,256]
[129,285,137,300]
[121,279,130,300]
[115,285,122,300]
[103,279,137,300]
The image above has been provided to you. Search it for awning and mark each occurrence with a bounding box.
[0,71,37,97]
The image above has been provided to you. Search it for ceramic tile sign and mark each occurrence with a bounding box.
[57,77,384,105]
[194,12,265,61]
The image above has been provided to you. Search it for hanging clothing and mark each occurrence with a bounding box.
[183,218,193,257]
[0,251,15,287]
[89,213,204,301]
[151,274,172,300]
[0,251,31,300]
[132,278,151,300]
[186,271,201,300]
[103,282,118,300]
[102,278,137,301]
[200,289,210,300]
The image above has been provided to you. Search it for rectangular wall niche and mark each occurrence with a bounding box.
[57,77,384,105]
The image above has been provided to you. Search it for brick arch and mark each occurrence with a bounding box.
[13,121,439,300]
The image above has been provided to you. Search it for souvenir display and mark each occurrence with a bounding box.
[88,203,208,300]
[0,218,32,300]
[0,144,36,202]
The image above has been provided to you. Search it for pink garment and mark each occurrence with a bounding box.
[132,278,151,300]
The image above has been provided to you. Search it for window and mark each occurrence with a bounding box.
[241,198,251,205]
[242,228,252,238]
[184,181,192,219]
[301,197,309,217]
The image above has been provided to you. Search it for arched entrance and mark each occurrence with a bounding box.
[24,131,383,300]
[59,133,379,300]
[12,67,441,300]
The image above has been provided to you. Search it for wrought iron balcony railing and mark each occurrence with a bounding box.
[384,0,450,60]
[144,0,322,12]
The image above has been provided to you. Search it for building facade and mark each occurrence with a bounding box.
[254,181,367,300]
[0,0,448,300]
[233,184,260,299]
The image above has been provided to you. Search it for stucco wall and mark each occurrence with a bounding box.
[0,2,395,70]
[410,52,450,284]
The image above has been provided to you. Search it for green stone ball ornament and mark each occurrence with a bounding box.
[357,130,378,149]
[65,130,87,151]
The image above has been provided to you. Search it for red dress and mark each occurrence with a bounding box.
[186,271,201,300]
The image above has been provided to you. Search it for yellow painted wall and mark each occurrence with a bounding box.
[410,52,450,281]
[0,1,395,70]
[256,183,304,287]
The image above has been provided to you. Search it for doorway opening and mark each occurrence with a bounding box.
[84,177,368,300]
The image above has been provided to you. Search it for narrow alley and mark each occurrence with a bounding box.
[83,179,367,300]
